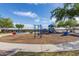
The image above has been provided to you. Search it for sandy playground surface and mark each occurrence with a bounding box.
[0,33,78,44]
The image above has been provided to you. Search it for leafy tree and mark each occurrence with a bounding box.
[0,18,14,28]
[76,24,79,26]
[57,21,65,27]
[50,3,79,33]
[15,24,24,29]
[65,19,77,32]
[50,7,66,22]
[64,18,77,27]
[57,19,77,32]
[50,3,79,22]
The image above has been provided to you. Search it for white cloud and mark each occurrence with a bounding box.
[24,24,48,29]
[42,24,48,29]
[51,18,56,22]
[42,20,48,24]
[13,11,38,18]
[35,19,40,22]
[14,23,49,29]
[41,17,56,24]
[24,24,34,29]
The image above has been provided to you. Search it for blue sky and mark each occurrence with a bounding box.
[0,3,63,29]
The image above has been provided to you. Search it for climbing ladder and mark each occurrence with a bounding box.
[34,25,42,38]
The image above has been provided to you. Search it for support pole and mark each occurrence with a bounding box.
[34,24,42,38]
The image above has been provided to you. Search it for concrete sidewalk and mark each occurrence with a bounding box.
[0,42,60,52]
[0,40,79,52]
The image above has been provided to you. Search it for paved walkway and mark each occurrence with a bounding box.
[0,40,79,52]
[0,42,59,52]
[0,33,12,37]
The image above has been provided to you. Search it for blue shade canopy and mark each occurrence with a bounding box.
[48,24,54,27]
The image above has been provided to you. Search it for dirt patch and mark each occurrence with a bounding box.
[0,34,78,44]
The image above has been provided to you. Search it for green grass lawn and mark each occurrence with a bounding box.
[13,50,79,56]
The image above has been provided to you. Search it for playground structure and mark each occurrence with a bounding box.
[48,24,56,33]
[33,24,57,38]
[34,25,42,38]
[0,25,78,44]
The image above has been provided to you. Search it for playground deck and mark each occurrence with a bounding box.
[0,34,78,44]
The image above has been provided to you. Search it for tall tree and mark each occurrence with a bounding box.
[51,7,66,22]
[65,19,77,27]
[0,18,14,28]
[57,21,65,27]
[57,18,77,32]
[15,24,24,29]
[50,3,78,22]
